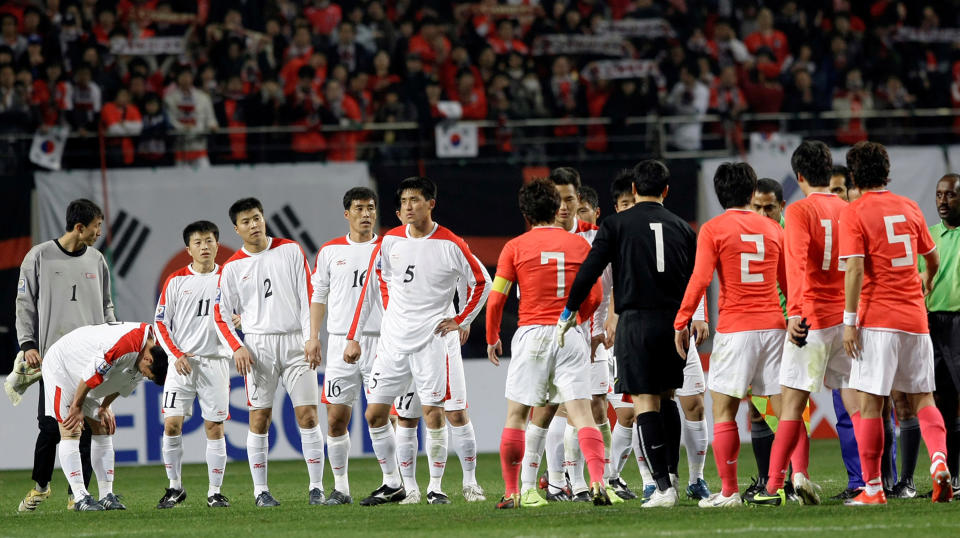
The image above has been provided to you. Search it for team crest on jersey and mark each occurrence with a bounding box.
[95,359,112,376]
[17,278,25,294]
[155,305,166,321]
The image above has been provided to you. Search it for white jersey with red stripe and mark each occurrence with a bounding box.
[569,218,612,341]
[311,234,383,335]
[348,223,490,354]
[155,264,227,359]
[44,322,152,399]
[214,237,312,351]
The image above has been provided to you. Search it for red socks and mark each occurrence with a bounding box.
[500,427,525,496]
[766,419,802,494]
[856,416,884,485]
[791,427,810,478]
[917,405,948,461]
[713,421,740,496]
[577,427,606,485]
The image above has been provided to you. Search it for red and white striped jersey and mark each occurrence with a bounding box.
[311,234,383,335]
[214,237,313,351]
[154,264,226,359]
[348,223,490,353]
[45,322,152,399]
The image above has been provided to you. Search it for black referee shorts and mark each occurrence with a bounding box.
[930,311,960,394]
[613,309,684,396]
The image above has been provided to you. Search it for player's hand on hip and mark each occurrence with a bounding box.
[786,317,808,347]
[98,406,116,435]
[603,315,617,349]
[305,338,322,370]
[487,340,502,366]
[843,325,861,359]
[690,320,710,347]
[459,326,470,346]
[175,354,193,376]
[62,403,84,432]
[233,346,253,376]
[434,318,459,337]
[343,340,361,364]
[674,328,690,360]
[24,349,42,368]
[555,308,578,347]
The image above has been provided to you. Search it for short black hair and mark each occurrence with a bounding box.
[791,140,832,187]
[633,159,670,197]
[65,199,104,232]
[755,178,784,202]
[610,169,634,201]
[182,220,220,246]
[229,197,264,224]
[519,178,561,225]
[578,185,599,209]
[713,162,758,209]
[395,176,437,207]
[148,344,168,386]
[846,141,890,189]
[343,187,379,210]
[831,164,852,190]
[548,167,581,190]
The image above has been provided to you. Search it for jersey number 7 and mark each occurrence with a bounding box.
[541,252,565,297]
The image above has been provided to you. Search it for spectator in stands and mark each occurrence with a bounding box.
[214,75,252,162]
[165,66,218,167]
[34,61,67,127]
[740,58,784,135]
[711,18,753,69]
[0,62,32,133]
[137,92,171,166]
[833,68,872,146]
[364,1,396,54]
[329,21,372,75]
[665,62,709,151]
[488,19,528,56]
[305,0,342,40]
[783,69,821,133]
[102,87,143,166]
[604,77,657,154]
[745,8,789,67]
[66,62,101,137]
[1,13,26,60]
[320,78,362,161]
[368,50,400,97]
[708,65,747,149]
[285,64,325,160]
[544,55,584,154]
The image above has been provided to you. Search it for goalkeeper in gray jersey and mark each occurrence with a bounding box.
[8,199,115,512]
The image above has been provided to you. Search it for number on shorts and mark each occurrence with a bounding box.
[739,234,765,283]
[649,222,665,272]
[369,371,380,389]
[326,379,342,398]
[540,252,565,297]
[264,278,273,298]
[883,215,914,267]
[819,219,833,271]
[396,392,415,411]
[162,391,177,409]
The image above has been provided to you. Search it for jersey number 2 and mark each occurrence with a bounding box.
[541,252,565,297]
[740,234,765,283]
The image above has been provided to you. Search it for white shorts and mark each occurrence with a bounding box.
[243,332,318,410]
[607,353,634,409]
[780,324,850,393]
[676,338,707,397]
[505,325,591,407]
[589,344,610,396]
[42,374,101,423]
[322,333,379,406]
[849,328,935,395]
[367,333,449,406]
[707,329,785,398]
[162,356,230,422]
[394,330,468,418]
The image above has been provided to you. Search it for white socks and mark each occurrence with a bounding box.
[59,438,89,502]
[450,422,478,486]
[162,434,183,489]
[683,419,708,483]
[247,431,269,496]
[599,420,612,480]
[91,434,114,497]
[632,425,654,486]
[300,426,325,491]
[521,424,548,493]
[564,423,587,493]
[396,426,419,492]
[610,421,634,478]
[370,424,401,488]
[327,433,351,496]
[545,416,567,493]
[207,437,227,496]
[426,427,447,493]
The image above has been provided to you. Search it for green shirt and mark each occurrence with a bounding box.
[778,215,787,317]
[919,222,960,312]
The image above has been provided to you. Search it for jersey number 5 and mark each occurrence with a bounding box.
[541,252,565,297]
[884,215,914,267]
[740,234,765,283]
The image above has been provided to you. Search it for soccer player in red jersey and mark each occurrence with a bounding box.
[487,178,607,508]
[674,162,788,508]
[838,141,952,505]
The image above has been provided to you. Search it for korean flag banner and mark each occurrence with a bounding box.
[30,126,70,171]
[435,122,479,158]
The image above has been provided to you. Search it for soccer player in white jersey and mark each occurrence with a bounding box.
[307,187,382,505]
[345,176,490,506]
[154,221,231,509]
[214,198,322,507]
[42,322,168,511]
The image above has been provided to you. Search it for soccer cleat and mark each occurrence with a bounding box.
[783,480,800,503]
[309,488,325,505]
[930,459,953,503]
[608,477,636,500]
[686,478,711,500]
[571,490,592,502]
[544,488,571,502]
[67,498,75,510]
[844,488,887,506]
[207,493,230,507]
[360,484,406,506]
[463,484,486,502]
[743,488,784,507]
[519,488,548,508]
[643,487,679,508]
[17,487,50,512]
[641,484,656,502]
[591,482,612,506]
[99,493,126,510]
[73,495,105,511]
[830,487,862,500]
[157,488,186,509]
[426,491,451,505]
[891,478,916,499]
[606,486,625,504]
[495,493,519,509]
[255,491,280,507]
[743,476,767,497]
[399,489,421,505]
[323,490,352,505]
[792,472,822,505]
[697,492,743,508]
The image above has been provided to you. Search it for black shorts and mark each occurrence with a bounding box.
[613,309,684,396]
[930,311,960,394]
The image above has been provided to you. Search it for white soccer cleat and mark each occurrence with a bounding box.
[5,351,42,406]
[792,472,821,505]
[462,483,486,502]
[697,491,742,508]
[399,489,421,505]
[643,487,679,508]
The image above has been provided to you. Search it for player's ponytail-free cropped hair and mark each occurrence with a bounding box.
[182,220,220,246]
[64,198,104,232]
[756,178,784,203]
[632,159,670,196]
[791,140,833,187]
[846,141,890,190]
[148,344,168,386]
[578,185,599,209]
[228,197,264,225]
[518,178,561,226]
[395,176,437,207]
[713,162,758,209]
[548,167,582,190]
[610,169,635,201]
[343,186,379,210]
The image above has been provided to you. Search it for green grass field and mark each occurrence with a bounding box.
[0,440,956,537]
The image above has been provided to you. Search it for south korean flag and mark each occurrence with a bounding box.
[434,101,478,158]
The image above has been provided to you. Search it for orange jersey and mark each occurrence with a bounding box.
[838,190,936,334]
[675,209,787,332]
[784,192,847,329]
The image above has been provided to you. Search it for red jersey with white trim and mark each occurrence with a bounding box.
[311,234,383,335]
[154,264,226,359]
[784,193,847,329]
[348,223,490,353]
[838,190,936,334]
[45,322,151,398]
[675,209,787,332]
[214,237,313,351]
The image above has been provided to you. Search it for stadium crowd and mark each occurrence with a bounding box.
[1,0,960,166]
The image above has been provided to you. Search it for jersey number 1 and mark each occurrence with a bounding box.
[541,252,565,297]
[649,223,665,272]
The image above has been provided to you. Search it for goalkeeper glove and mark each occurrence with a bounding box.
[556,307,578,347]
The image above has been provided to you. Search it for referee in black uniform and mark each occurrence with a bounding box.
[557,160,697,508]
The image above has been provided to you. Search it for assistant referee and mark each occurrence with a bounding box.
[557,160,697,508]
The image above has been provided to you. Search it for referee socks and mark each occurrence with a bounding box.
[635,412,672,492]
